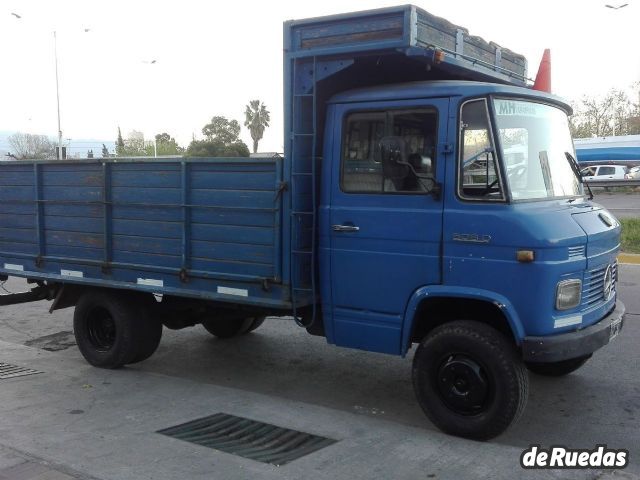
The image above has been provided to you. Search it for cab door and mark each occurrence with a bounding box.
[325,98,449,354]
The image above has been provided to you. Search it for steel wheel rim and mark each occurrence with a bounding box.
[434,353,492,415]
[86,307,116,352]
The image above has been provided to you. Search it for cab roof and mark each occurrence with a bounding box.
[328,80,571,113]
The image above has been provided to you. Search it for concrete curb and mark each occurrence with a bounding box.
[618,253,640,265]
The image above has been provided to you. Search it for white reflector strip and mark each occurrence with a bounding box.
[60,270,83,278]
[554,315,582,329]
[137,278,164,287]
[4,264,24,271]
[217,286,248,297]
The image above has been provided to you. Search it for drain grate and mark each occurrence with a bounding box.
[0,363,42,379]
[158,413,336,466]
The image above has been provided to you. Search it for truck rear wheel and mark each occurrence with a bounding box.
[412,320,528,440]
[525,354,591,377]
[201,317,254,338]
[73,291,162,368]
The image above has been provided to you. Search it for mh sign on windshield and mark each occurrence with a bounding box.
[495,99,544,117]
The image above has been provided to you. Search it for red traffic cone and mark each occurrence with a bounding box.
[533,49,551,93]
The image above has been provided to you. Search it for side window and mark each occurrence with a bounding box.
[597,167,614,176]
[341,108,438,194]
[459,100,504,200]
[341,112,385,192]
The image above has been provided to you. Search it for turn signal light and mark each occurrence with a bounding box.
[517,250,535,263]
[434,50,445,64]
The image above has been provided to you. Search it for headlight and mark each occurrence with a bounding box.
[556,279,582,310]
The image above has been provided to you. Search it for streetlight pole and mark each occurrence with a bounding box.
[53,30,63,159]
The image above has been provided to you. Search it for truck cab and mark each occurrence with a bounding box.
[315,79,624,439]
[321,80,621,351]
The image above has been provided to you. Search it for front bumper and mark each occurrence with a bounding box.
[522,301,625,363]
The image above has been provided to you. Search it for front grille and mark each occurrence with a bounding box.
[582,262,617,308]
[568,245,586,259]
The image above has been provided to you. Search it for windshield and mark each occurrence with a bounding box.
[493,99,583,200]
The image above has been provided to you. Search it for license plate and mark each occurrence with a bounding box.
[609,317,622,341]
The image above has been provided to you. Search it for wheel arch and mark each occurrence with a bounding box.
[400,286,525,356]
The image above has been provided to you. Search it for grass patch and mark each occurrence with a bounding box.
[593,186,640,194]
[620,218,640,254]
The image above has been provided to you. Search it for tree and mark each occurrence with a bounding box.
[202,116,242,144]
[150,132,184,156]
[570,86,640,138]
[627,81,640,133]
[186,139,249,157]
[116,127,125,156]
[101,144,109,158]
[155,133,171,143]
[186,116,249,157]
[244,100,270,153]
[7,133,55,159]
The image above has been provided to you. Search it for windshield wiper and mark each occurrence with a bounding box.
[565,151,593,200]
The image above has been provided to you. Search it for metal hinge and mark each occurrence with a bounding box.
[274,181,288,202]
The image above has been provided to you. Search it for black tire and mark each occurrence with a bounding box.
[73,291,162,368]
[412,320,529,440]
[202,317,254,338]
[525,354,591,377]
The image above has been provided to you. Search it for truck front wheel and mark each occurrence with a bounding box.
[525,354,591,377]
[412,320,529,440]
[73,291,162,368]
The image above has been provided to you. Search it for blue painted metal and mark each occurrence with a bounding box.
[33,164,45,264]
[180,161,190,274]
[321,97,449,354]
[576,146,640,163]
[102,162,112,271]
[0,157,286,308]
[327,81,570,111]
[285,5,527,84]
[282,6,531,312]
[400,286,526,356]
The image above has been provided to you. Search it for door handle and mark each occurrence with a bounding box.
[332,224,360,232]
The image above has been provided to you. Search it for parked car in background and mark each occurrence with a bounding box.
[580,165,629,181]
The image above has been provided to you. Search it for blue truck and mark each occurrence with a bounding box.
[0,5,625,440]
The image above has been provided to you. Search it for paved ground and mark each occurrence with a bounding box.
[596,191,640,219]
[0,267,638,480]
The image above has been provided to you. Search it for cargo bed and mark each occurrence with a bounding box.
[0,157,288,308]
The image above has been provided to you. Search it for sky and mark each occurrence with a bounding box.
[0,0,638,153]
